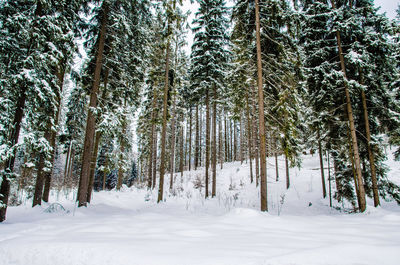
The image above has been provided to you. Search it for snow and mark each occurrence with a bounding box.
[1,153,400,265]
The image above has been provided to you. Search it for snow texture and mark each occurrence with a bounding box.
[1,153,399,265]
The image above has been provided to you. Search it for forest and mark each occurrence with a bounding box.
[0,0,400,224]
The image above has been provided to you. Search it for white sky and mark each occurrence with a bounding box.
[374,0,399,19]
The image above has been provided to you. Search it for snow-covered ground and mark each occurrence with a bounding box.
[1,153,400,265]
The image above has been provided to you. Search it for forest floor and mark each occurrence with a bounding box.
[1,152,400,265]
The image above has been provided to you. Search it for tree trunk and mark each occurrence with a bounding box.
[317,127,327,198]
[87,70,108,201]
[212,85,217,197]
[116,124,126,191]
[361,86,380,207]
[230,120,233,161]
[256,0,267,211]
[219,114,223,169]
[327,150,332,207]
[199,108,202,167]
[275,140,279,182]
[157,31,171,203]
[285,151,290,189]
[43,69,65,203]
[240,114,244,164]
[180,114,184,178]
[205,91,210,198]
[252,93,260,186]
[77,3,108,207]
[189,108,192,171]
[195,105,199,170]
[102,153,108,191]
[33,153,46,207]
[152,130,158,189]
[246,93,253,183]
[169,92,177,190]
[87,130,102,202]
[233,121,237,161]
[148,88,158,189]
[330,0,366,212]
[63,141,72,185]
[0,86,27,221]
[224,115,228,163]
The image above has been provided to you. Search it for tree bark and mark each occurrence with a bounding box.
[219,113,223,169]
[77,3,108,207]
[275,140,279,182]
[331,0,366,212]
[240,114,244,164]
[285,151,290,189]
[152,130,158,189]
[87,70,108,201]
[205,91,210,198]
[169,92,177,190]
[189,108,192,171]
[361,84,380,207]
[180,114,184,178]
[256,0,267,211]
[33,129,51,207]
[195,105,199,169]
[157,31,171,203]
[246,93,253,183]
[87,130,101,202]
[317,127,327,198]
[0,85,27,221]
[43,69,65,203]
[224,115,228,163]
[212,85,217,197]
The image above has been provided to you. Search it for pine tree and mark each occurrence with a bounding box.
[190,0,229,198]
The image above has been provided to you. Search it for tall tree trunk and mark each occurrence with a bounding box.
[285,151,290,189]
[348,128,361,208]
[180,114,184,178]
[116,100,128,191]
[256,0,267,211]
[102,153,109,191]
[87,70,108,201]
[87,130,102,202]
[169,92,177,190]
[205,91,210,198]
[275,138,279,182]
[199,108,202,167]
[224,115,228,163]
[246,93,253,183]
[77,3,108,207]
[43,69,65,203]
[212,85,217,197]
[219,114,223,169]
[360,81,379,207]
[331,0,366,212]
[189,108,192,171]
[252,93,260,186]
[33,129,51,207]
[63,141,72,185]
[327,150,332,207]
[230,120,233,161]
[233,121,237,161]
[0,86,27,221]
[157,33,171,202]
[152,130,158,189]
[317,127,327,198]
[195,105,199,169]
[148,88,158,189]
[240,114,244,164]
